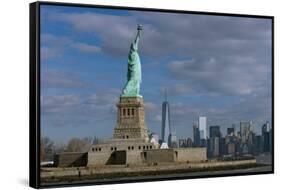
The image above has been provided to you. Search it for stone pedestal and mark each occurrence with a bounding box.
[113,96,149,141]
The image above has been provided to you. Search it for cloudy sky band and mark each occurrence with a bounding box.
[40,5,272,143]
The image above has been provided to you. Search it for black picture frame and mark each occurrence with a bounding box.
[30,1,274,188]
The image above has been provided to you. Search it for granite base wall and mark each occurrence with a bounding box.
[143,149,175,163]
[126,150,143,165]
[175,148,207,163]
[142,148,207,164]
[87,152,112,166]
[87,148,207,167]
[54,152,87,167]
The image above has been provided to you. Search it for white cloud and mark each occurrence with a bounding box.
[166,55,270,96]
[71,42,101,53]
[41,94,81,114]
[42,70,93,89]
[41,91,120,131]
[41,33,101,60]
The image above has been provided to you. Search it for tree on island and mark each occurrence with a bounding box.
[41,136,98,161]
[41,137,55,161]
[66,137,93,152]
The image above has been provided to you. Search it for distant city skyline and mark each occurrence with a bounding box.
[40,5,272,143]
[187,120,272,158]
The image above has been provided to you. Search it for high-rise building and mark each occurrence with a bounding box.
[263,131,271,152]
[262,121,271,134]
[261,121,271,153]
[269,128,272,153]
[161,91,177,148]
[225,126,239,157]
[227,143,236,155]
[219,137,226,156]
[193,124,200,147]
[209,126,221,138]
[199,116,207,140]
[227,127,235,136]
[210,137,220,157]
[161,93,171,144]
[240,121,252,144]
[254,135,263,154]
[209,126,221,158]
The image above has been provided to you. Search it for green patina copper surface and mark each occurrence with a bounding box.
[121,25,143,97]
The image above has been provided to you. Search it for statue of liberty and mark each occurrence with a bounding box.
[121,25,143,97]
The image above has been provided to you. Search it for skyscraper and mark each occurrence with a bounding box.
[240,121,252,144]
[209,125,221,157]
[161,91,177,148]
[262,121,271,152]
[254,135,263,154]
[210,137,220,157]
[199,116,207,140]
[227,127,235,136]
[161,92,170,144]
[262,121,270,134]
[209,125,221,138]
[193,124,200,147]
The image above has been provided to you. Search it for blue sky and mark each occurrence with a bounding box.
[40,4,272,143]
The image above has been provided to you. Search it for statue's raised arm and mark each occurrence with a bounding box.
[134,24,142,47]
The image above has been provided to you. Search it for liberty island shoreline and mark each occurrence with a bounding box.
[41,159,271,186]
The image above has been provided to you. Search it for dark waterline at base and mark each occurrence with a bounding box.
[41,165,272,187]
